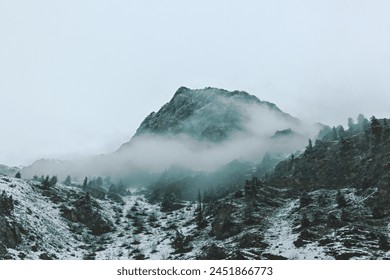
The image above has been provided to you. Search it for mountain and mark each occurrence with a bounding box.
[122,86,300,144]
[2,114,389,260]
[23,87,317,182]
[0,165,20,177]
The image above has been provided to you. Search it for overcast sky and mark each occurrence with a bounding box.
[1,0,390,166]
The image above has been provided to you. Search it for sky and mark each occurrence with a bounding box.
[1,0,390,166]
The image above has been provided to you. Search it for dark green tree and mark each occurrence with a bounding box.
[307,139,313,153]
[336,190,347,208]
[337,125,345,138]
[171,230,192,253]
[42,176,51,189]
[357,114,369,131]
[50,176,58,187]
[0,190,14,215]
[332,127,338,141]
[15,171,21,179]
[83,177,88,188]
[370,116,382,145]
[64,175,72,186]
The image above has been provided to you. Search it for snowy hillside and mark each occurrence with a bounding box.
[1,173,389,260]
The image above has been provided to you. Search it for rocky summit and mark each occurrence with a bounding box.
[122,87,299,144]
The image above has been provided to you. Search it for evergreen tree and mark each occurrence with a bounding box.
[64,175,72,186]
[336,190,347,208]
[171,230,191,253]
[161,192,176,212]
[50,176,58,187]
[196,189,206,228]
[42,176,51,189]
[347,117,355,133]
[83,177,88,188]
[370,116,382,145]
[15,171,21,179]
[0,190,14,215]
[307,139,313,153]
[332,127,338,141]
[337,125,345,138]
[197,189,202,211]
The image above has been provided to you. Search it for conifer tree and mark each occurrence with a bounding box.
[83,177,88,188]
[64,175,71,186]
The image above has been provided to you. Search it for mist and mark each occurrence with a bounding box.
[21,97,319,184]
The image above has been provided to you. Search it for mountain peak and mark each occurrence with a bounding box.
[171,86,260,103]
[122,87,299,146]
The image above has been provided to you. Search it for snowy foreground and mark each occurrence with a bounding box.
[1,175,389,260]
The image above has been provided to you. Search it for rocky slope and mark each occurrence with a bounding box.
[0,165,20,177]
[122,86,300,144]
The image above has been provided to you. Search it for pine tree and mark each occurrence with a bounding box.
[307,139,313,153]
[332,127,338,141]
[15,171,21,179]
[357,114,369,131]
[370,116,382,145]
[50,176,58,187]
[196,189,207,228]
[64,175,71,186]
[0,190,14,215]
[82,177,88,188]
[336,190,347,208]
[337,126,345,138]
[347,117,355,133]
[42,176,51,189]
[197,189,202,211]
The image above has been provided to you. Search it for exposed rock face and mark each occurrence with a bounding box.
[23,87,313,183]
[0,165,20,177]
[61,193,113,235]
[120,87,300,146]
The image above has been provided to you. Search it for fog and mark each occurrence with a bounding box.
[1,1,390,167]
[22,97,319,182]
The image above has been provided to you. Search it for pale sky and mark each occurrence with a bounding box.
[1,0,390,166]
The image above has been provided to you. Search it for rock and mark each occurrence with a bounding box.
[238,233,267,249]
[39,253,52,260]
[61,194,113,235]
[262,253,288,260]
[0,216,22,248]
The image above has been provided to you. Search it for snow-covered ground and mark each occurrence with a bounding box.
[1,176,201,260]
[0,176,86,259]
[263,200,330,259]
[1,175,389,260]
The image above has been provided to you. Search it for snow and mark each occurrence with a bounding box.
[0,176,87,259]
[2,175,388,260]
[263,199,331,260]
